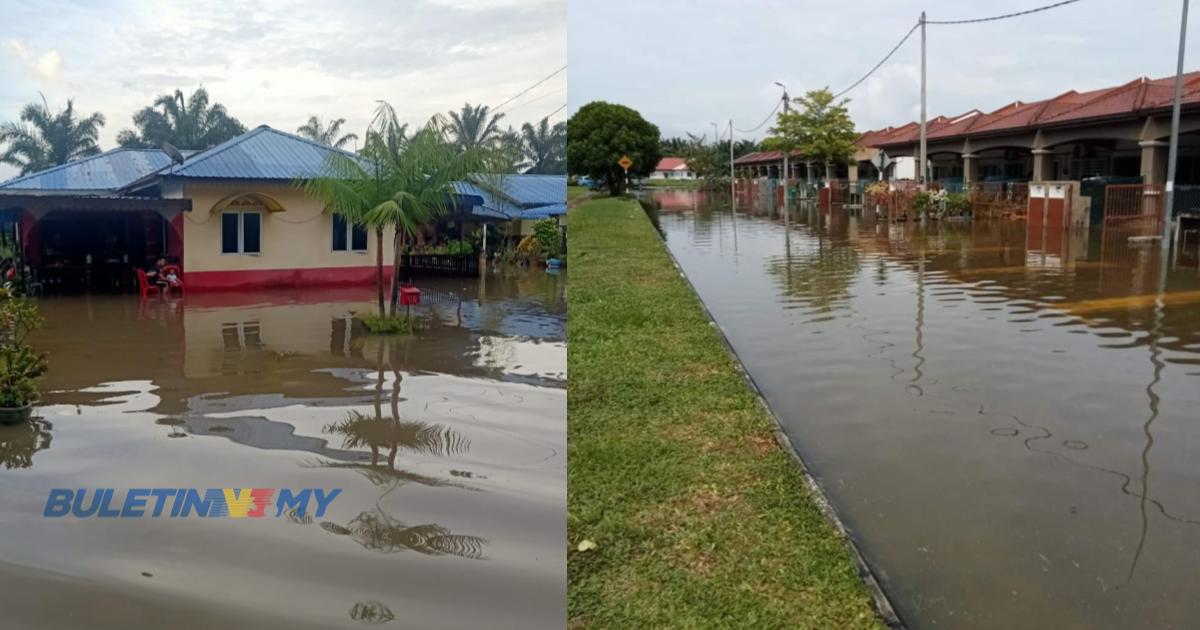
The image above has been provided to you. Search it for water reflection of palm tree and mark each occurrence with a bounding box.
[320,510,487,559]
[319,338,486,559]
[349,600,395,625]
[324,411,469,471]
[0,417,52,469]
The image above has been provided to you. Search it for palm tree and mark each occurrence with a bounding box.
[367,120,489,315]
[303,102,488,317]
[521,117,566,174]
[446,103,504,151]
[116,87,246,150]
[296,115,359,149]
[491,125,528,173]
[0,96,105,175]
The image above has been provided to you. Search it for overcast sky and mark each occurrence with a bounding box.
[569,0,1199,144]
[0,0,565,179]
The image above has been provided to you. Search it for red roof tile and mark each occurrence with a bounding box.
[655,157,688,171]
[861,70,1200,148]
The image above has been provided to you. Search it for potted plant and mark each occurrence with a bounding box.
[0,290,47,424]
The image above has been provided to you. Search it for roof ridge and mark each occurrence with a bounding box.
[164,124,364,178]
[162,125,272,175]
[0,146,150,187]
[1040,76,1146,124]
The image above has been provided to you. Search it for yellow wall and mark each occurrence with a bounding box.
[182,181,393,272]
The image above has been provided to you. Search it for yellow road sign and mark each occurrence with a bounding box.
[618,155,633,170]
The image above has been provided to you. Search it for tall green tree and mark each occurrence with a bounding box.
[660,136,689,156]
[679,133,726,188]
[521,117,566,174]
[116,87,246,150]
[303,103,489,317]
[0,96,105,175]
[767,88,857,177]
[297,115,359,149]
[566,101,661,195]
[490,126,528,173]
[447,103,504,152]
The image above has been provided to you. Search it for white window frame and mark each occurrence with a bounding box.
[221,210,262,256]
[332,214,368,253]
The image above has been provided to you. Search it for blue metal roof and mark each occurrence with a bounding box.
[157,125,362,181]
[477,174,566,208]
[451,180,522,219]
[517,203,567,219]
[0,148,176,192]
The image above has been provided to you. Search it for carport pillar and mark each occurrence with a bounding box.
[962,154,978,185]
[1031,149,1054,183]
[848,163,859,184]
[1139,140,1169,184]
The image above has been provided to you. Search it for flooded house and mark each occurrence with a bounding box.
[860,71,1200,188]
[0,125,565,292]
[733,71,1200,220]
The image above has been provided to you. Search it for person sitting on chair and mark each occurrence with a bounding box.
[145,257,170,290]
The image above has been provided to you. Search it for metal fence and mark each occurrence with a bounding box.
[970,182,1029,219]
[400,253,478,276]
[1172,185,1200,217]
[1101,184,1163,237]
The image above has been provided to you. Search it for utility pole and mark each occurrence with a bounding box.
[729,119,735,207]
[775,82,790,208]
[711,121,721,187]
[1164,0,1189,245]
[919,10,927,187]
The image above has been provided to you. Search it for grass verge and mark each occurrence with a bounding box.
[567,196,884,629]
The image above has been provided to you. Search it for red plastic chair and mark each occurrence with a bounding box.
[161,264,184,295]
[135,268,160,298]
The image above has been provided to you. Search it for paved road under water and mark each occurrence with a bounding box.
[653,190,1200,630]
[0,271,566,629]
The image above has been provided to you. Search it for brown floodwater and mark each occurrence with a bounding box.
[0,271,566,629]
[654,190,1200,630]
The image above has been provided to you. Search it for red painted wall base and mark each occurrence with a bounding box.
[186,265,394,291]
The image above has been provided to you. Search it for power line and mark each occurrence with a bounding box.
[829,0,1083,99]
[734,99,782,134]
[493,65,567,112]
[500,88,566,115]
[925,0,1082,24]
[832,21,920,100]
[542,104,566,119]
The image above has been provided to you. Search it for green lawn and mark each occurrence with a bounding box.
[568,185,592,203]
[567,196,884,629]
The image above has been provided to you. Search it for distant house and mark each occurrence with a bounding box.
[650,157,694,180]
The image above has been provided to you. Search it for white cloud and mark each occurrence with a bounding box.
[5,38,63,81]
[0,0,565,160]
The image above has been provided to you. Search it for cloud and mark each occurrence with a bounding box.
[0,0,565,152]
[6,38,63,81]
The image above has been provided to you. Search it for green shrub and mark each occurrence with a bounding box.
[533,218,562,260]
[0,290,47,407]
[945,192,972,216]
[361,313,420,335]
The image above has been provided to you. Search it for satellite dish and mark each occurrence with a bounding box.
[162,143,186,166]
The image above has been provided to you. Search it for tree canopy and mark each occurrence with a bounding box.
[447,103,505,152]
[116,87,246,150]
[0,96,105,175]
[765,88,857,166]
[521,118,566,174]
[297,115,359,149]
[567,101,660,195]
